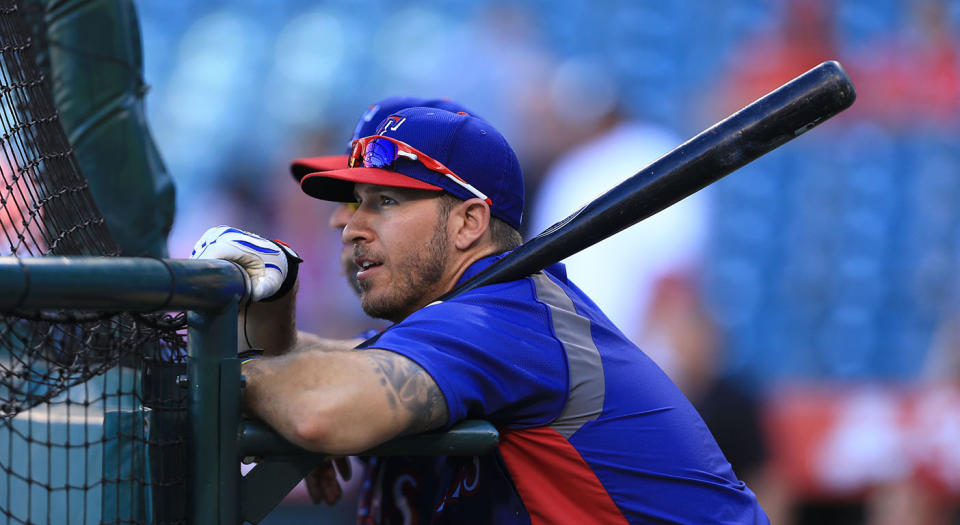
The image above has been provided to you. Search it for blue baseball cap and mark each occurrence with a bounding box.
[290,97,478,182]
[300,107,524,230]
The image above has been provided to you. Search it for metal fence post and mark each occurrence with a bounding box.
[188,304,241,525]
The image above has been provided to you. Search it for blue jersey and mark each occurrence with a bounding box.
[357,254,768,524]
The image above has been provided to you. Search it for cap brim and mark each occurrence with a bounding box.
[290,154,350,182]
[300,167,443,202]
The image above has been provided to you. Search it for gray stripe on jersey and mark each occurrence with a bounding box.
[531,272,606,439]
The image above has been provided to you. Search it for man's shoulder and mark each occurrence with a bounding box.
[408,277,541,325]
[377,273,570,349]
[436,265,579,313]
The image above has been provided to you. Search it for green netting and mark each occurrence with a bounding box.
[0,1,185,522]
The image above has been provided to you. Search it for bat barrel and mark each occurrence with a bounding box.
[444,60,856,299]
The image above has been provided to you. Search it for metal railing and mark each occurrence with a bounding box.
[0,256,499,524]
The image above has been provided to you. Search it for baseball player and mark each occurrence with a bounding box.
[293,97,483,521]
[193,107,769,523]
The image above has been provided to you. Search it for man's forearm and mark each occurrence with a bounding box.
[241,347,448,455]
[291,331,364,354]
[239,281,299,355]
[242,349,405,454]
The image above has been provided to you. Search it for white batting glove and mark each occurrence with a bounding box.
[191,225,303,302]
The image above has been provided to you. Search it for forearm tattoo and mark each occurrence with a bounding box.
[366,350,448,434]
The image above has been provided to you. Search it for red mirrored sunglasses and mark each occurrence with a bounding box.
[348,135,492,205]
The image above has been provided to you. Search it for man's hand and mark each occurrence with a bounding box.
[191,225,302,301]
[305,457,353,505]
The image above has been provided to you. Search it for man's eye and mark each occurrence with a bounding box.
[380,196,397,206]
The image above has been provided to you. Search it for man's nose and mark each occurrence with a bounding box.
[342,205,370,245]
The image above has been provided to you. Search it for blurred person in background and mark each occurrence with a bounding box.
[528,58,709,356]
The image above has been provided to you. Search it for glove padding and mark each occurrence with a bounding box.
[191,225,303,302]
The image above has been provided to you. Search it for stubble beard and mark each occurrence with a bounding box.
[358,217,449,322]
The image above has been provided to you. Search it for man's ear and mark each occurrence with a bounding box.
[453,198,491,251]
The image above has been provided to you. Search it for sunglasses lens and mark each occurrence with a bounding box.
[362,138,398,169]
[349,141,363,168]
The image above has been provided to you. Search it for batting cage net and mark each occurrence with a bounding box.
[0,1,187,522]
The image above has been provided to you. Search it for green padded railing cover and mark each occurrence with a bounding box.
[39,0,174,256]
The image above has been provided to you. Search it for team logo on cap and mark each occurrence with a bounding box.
[376,115,406,136]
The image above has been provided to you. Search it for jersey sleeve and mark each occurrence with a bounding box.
[367,283,569,430]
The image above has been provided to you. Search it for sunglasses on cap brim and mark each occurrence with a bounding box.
[349,135,492,205]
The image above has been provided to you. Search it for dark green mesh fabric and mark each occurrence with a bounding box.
[0,1,186,522]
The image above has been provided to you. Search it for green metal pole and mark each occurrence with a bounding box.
[238,419,499,458]
[0,257,246,311]
[188,304,241,525]
[219,349,243,523]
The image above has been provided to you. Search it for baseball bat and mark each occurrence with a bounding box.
[441,60,856,300]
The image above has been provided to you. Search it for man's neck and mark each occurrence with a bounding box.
[443,245,502,293]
